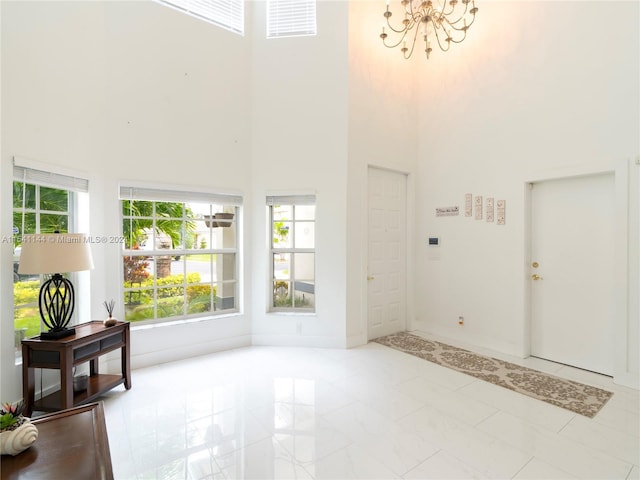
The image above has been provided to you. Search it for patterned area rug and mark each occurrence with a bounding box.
[374,332,613,418]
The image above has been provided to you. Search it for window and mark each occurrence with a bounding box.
[12,163,88,357]
[267,0,316,38]
[268,195,315,312]
[120,186,241,325]
[157,0,244,34]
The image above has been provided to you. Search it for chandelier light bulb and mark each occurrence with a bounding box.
[380,0,478,59]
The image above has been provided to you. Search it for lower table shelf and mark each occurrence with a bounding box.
[22,321,131,416]
[33,374,125,412]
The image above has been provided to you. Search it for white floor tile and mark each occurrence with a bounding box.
[216,436,313,479]
[274,415,354,464]
[102,343,640,480]
[512,457,578,479]
[478,411,633,479]
[606,388,640,416]
[332,374,425,421]
[410,358,479,391]
[395,376,497,426]
[398,407,531,478]
[559,414,640,465]
[403,450,488,479]
[323,401,439,476]
[308,443,401,479]
[458,377,575,432]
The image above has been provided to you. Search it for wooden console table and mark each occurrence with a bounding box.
[21,321,131,417]
[1,402,113,480]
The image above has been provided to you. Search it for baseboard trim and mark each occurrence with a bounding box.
[251,334,345,349]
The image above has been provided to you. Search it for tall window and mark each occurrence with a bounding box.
[120,186,241,325]
[268,195,315,312]
[156,0,244,34]
[267,0,316,38]
[12,163,88,357]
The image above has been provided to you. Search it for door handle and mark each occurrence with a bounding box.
[367,276,375,280]
[531,274,543,281]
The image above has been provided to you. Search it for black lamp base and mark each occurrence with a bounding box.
[40,327,76,340]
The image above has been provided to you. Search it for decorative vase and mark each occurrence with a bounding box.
[104,316,117,327]
[0,418,38,456]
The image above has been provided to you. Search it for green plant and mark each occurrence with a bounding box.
[123,254,150,285]
[14,280,40,340]
[13,280,39,307]
[121,200,195,249]
[0,401,26,431]
[272,221,290,245]
[123,272,218,321]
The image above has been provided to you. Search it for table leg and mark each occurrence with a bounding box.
[90,358,99,376]
[123,325,131,389]
[60,348,74,410]
[22,344,35,416]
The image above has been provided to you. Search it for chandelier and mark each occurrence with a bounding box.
[380,0,478,59]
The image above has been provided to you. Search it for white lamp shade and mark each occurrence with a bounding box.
[18,233,94,274]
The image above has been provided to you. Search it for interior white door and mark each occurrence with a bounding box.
[530,173,615,375]
[367,167,407,340]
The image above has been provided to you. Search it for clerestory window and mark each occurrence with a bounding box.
[267,0,316,38]
[156,0,244,34]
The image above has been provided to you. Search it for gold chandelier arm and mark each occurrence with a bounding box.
[431,20,453,52]
[381,27,410,49]
[402,16,423,59]
[380,0,478,59]
[382,4,419,35]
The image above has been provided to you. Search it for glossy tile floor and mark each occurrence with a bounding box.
[103,338,640,479]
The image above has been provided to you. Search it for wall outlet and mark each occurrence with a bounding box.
[458,316,464,325]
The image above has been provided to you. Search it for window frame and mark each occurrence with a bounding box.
[156,0,244,35]
[266,0,317,39]
[268,195,316,313]
[120,186,242,326]
[12,162,88,361]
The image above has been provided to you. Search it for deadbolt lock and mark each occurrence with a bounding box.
[532,262,539,268]
[531,274,543,281]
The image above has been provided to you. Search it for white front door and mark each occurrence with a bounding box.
[530,173,615,375]
[367,167,407,340]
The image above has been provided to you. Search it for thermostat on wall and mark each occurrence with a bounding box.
[428,237,440,246]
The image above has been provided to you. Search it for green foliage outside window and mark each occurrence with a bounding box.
[13,281,40,340]
[121,200,195,249]
[13,182,71,349]
[13,183,69,242]
[124,272,216,321]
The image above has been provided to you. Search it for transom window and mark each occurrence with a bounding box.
[156,0,244,34]
[120,186,241,325]
[268,195,315,312]
[267,0,316,38]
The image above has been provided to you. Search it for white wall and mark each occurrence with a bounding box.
[2,0,638,403]
[413,1,639,384]
[1,0,254,402]
[345,0,419,346]
[249,1,351,347]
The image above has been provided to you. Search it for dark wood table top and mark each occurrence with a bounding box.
[1,402,113,480]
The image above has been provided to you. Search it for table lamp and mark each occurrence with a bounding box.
[18,233,94,339]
